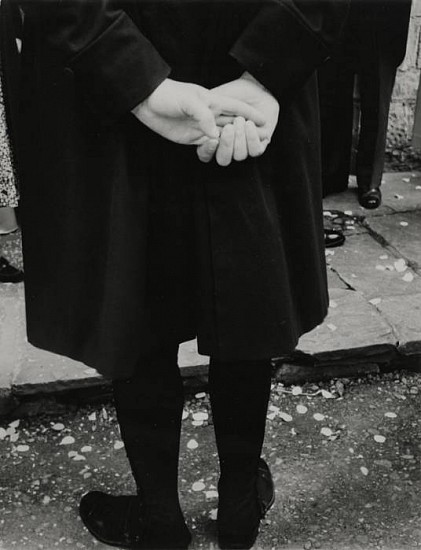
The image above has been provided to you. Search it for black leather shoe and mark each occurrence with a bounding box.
[324,229,345,248]
[79,491,191,549]
[0,256,24,283]
[218,459,275,550]
[358,188,382,209]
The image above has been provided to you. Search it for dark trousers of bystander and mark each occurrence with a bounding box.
[318,0,411,197]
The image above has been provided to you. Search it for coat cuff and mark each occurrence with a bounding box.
[230,3,330,100]
[69,12,171,121]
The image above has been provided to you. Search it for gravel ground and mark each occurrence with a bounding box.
[2,371,421,549]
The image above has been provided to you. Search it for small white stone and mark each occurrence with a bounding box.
[81,446,92,453]
[192,481,206,492]
[369,298,382,306]
[279,412,293,423]
[187,439,199,450]
[291,386,303,396]
[296,405,308,415]
[73,454,86,461]
[195,392,206,399]
[360,467,369,476]
[394,259,407,273]
[59,436,75,446]
[113,441,124,450]
[320,427,333,437]
[51,423,65,431]
[205,490,219,499]
[374,435,386,443]
[402,272,414,282]
[16,445,30,452]
[400,221,409,227]
[192,412,208,422]
[313,413,325,422]
[384,412,397,419]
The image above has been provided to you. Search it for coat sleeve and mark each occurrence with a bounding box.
[230,0,350,99]
[26,0,171,121]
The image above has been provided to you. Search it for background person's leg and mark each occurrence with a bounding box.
[356,60,397,208]
[318,56,355,197]
[209,357,273,548]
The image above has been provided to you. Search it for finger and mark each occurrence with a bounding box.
[255,125,272,142]
[233,117,248,162]
[245,120,264,158]
[210,93,266,127]
[182,94,219,140]
[216,124,235,167]
[197,138,219,163]
[216,114,236,126]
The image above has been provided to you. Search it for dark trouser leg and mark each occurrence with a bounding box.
[209,357,272,545]
[356,59,397,192]
[318,56,355,197]
[111,343,190,545]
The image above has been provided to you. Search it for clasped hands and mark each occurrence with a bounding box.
[132,72,279,166]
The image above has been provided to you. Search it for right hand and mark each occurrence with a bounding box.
[131,78,266,147]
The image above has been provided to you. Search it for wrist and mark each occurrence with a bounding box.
[241,71,273,97]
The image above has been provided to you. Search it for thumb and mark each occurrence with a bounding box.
[181,93,219,140]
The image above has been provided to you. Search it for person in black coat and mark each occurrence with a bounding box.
[318,0,411,209]
[16,1,349,548]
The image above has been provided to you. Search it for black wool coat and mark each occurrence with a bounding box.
[17,0,349,379]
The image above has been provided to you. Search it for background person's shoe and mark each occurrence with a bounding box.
[0,256,24,283]
[324,229,345,248]
[358,188,382,209]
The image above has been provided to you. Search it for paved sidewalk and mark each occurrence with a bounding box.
[1,172,421,414]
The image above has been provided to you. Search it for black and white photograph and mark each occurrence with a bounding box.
[0,0,421,548]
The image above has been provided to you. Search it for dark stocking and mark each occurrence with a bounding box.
[209,358,272,543]
[112,344,190,546]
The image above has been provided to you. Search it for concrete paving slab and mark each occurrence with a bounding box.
[380,172,421,213]
[375,293,421,356]
[297,288,397,361]
[326,233,421,300]
[365,211,421,269]
[326,266,349,290]
[0,284,22,412]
